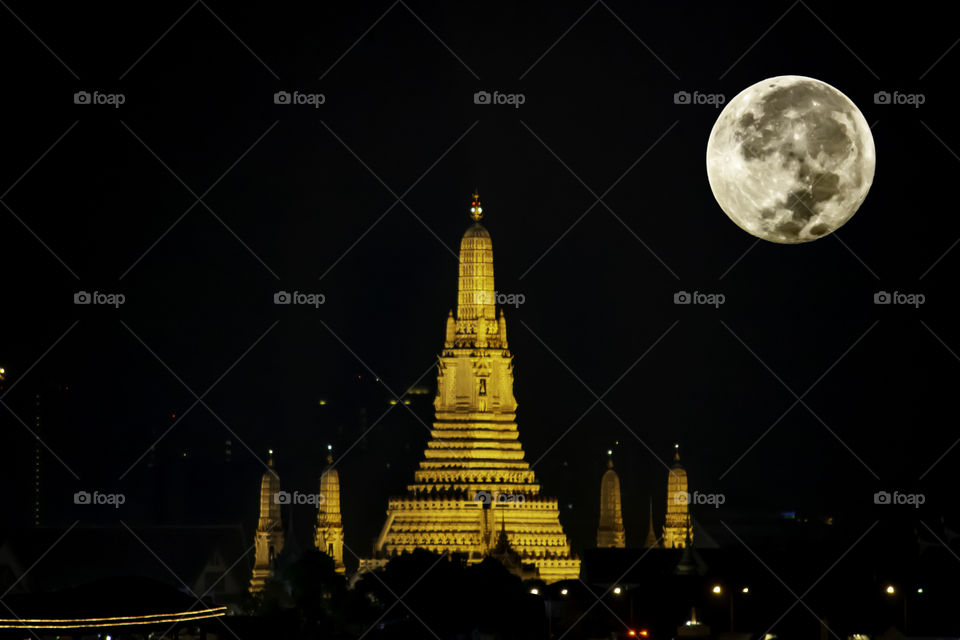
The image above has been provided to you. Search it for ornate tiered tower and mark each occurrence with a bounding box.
[597,458,626,548]
[315,454,345,574]
[663,444,691,549]
[250,451,284,593]
[367,193,580,583]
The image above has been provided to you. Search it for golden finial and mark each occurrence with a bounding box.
[674,443,680,462]
[267,449,275,467]
[470,191,483,221]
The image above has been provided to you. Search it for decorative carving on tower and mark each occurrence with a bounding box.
[250,451,284,594]
[597,457,626,548]
[366,192,580,583]
[315,454,345,574]
[663,444,691,549]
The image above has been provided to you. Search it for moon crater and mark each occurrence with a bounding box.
[707,76,875,243]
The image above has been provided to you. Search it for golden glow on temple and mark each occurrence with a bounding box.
[365,193,580,583]
[250,451,284,593]
[315,454,346,574]
[597,458,625,548]
[663,444,691,548]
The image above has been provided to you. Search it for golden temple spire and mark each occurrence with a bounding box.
[456,191,496,325]
[597,455,626,548]
[664,444,691,549]
[315,449,345,573]
[250,450,284,594]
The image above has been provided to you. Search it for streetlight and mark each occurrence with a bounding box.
[884,584,909,631]
[712,583,748,631]
[613,586,622,595]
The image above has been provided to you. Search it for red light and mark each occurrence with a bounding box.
[628,632,636,637]
[640,631,649,638]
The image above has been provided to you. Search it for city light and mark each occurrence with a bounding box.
[885,585,895,595]
[529,588,539,595]
[613,586,622,595]
[560,588,568,595]
[742,586,749,593]
[712,585,722,594]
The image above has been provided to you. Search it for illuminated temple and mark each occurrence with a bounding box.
[364,193,580,583]
[249,451,284,593]
[663,444,692,548]
[596,458,625,548]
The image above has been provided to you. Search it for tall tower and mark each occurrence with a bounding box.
[644,497,659,548]
[367,193,580,583]
[314,454,345,574]
[250,451,284,594]
[662,444,691,549]
[597,458,626,548]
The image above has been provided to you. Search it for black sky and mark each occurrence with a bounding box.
[1,1,957,560]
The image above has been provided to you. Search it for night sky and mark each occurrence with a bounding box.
[1,1,957,564]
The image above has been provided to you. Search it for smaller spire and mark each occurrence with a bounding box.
[267,449,275,467]
[470,191,483,221]
[674,442,680,462]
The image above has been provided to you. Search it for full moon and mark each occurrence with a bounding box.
[706,75,875,243]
